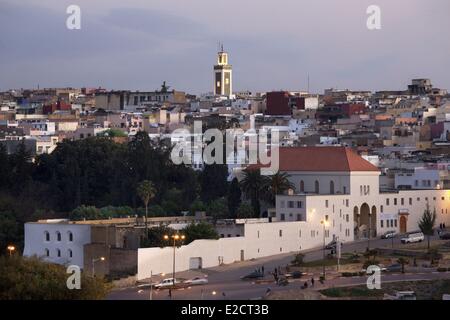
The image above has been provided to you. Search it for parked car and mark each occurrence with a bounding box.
[240,271,264,280]
[362,264,386,274]
[284,271,305,279]
[381,230,396,239]
[401,232,425,244]
[384,291,417,300]
[439,232,450,240]
[384,263,402,273]
[184,277,208,286]
[154,278,178,289]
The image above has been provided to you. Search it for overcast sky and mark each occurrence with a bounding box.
[1,0,449,94]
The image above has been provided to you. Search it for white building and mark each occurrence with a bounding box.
[395,163,450,190]
[23,219,91,269]
[137,147,450,279]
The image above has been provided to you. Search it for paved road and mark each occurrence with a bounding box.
[108,235,447,300]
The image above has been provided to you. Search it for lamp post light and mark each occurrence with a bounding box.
[92,256,105,276]
[164,233,185,293]
[367,212,372,251]
[7,245,15,257]
[320,219,329,280]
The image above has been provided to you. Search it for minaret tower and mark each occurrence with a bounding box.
[213,44,232,98]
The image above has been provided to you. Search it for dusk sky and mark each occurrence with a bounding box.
[1,0,449,94]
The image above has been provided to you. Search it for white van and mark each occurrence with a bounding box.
[400,232,424,244]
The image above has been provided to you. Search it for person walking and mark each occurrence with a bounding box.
[168,289,172,299]
[311,277,315,287]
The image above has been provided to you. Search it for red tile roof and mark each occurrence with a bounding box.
[250,147,380,172]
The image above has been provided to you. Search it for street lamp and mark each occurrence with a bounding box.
[164,233,185,295]
[320,219,329,279]
[367,212,372,251]
[92,256,105,276]
[7,245,15,257]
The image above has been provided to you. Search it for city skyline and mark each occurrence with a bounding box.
[1,0,450,93]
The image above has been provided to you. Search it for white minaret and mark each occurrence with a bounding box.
[213,45,232,98]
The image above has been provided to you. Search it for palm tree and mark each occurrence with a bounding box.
[239,169,268,218]
[137,180,156,237]
[397,257,409,274]
[265,172,294,205]
[418,203,437,250]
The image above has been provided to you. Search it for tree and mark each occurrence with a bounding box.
[206,198,229,220]
[291,253,305,266]
[189,199,207,216]
[0,144,11,191]
[418,204,436,250]
[141,225,176,248]
[200,164,229,202]
[397,257,409,274]
[265,172,294,205]
[137,180,156,237]
[227,178,242,217]
[0,256,110,299]
[236,202,254,219]
[183,222,219,245]
[239,169,269,218]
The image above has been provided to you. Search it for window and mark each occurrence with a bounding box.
[409,198,412,205]
[288,201,294,208]
[315,181,320,193]
[300,180,305,192]
[279,230,283,237]
[325,215,329,221]
[417,197,420,201]
[345,199,349,207]
[380,205,384,213]
[330,181,335,194]
[401,198,404,206]
[45,248,49,257]
[280,214,285,221]
[280,200,285,208]
[386,199,390,206]
[360,185,363,196]
[343,186,347,194]
[257,231,260,238]
[394,220,398,227]
[325,200,329,208]
[68,249,73,259]
[394,198,397,205]
[381,220,384,228]
[57,249,61,257]
[44,231,50,242]
[56,231,61,242]
[297,201,302,208]
[68,231,73,242]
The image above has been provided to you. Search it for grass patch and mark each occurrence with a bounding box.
[320,286,384,298]
[320,280,450,300]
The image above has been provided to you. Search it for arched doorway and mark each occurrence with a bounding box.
[400,216,407,234]
[359,203,371,238]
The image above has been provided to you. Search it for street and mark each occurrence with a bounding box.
[108,235,450,300]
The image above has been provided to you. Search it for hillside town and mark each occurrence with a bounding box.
[3,48,450,301]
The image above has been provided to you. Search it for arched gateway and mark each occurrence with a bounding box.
[354,203,377,239]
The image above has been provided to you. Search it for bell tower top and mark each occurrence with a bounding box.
[217,51,228,66]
